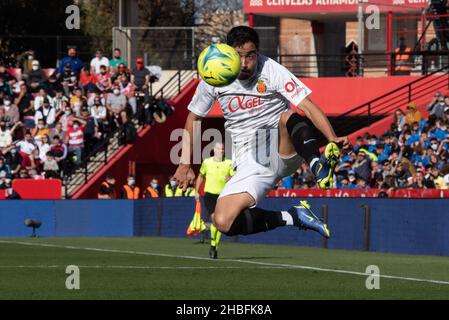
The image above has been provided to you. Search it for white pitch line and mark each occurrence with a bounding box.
[1,240,449,286]
[0,265,284,270]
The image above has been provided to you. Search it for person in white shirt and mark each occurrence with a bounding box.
[174,26,348,244]
[34,98,56,128]
[36,134,52,162]
[16,132,36,167]
[0,120,21,149]
[90,49,110,75]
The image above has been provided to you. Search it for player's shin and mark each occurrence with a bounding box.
[285,113,321,171]
[222,207,288,236]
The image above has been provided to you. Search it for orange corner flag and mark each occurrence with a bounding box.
[186,199,207,236]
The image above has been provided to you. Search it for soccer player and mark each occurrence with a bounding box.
[195,142,235,259]
[174,26,349,240]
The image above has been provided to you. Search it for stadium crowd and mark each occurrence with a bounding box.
[278,93,449,191]
[0,47,166,190]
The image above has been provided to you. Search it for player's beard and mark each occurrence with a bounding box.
[238,67,255,80]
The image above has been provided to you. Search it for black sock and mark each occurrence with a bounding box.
[286,113,320,170]
[224,207,285,236]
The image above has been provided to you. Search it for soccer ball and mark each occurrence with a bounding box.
[197,43,241,87]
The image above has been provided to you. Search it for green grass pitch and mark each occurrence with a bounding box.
[0,237,448,299]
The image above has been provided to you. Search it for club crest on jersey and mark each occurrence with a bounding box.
[256,80,267,94]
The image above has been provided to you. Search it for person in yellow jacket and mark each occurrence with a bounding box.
[195,142,235,259]
[120,175,140,199]
[165,176,184,197]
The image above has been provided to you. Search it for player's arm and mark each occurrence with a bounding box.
[297,97,349,147]
[174,111,203,191]
[194,173,205,200]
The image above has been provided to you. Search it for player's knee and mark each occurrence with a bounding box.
[279,110,295,127]
[212,212,232,233]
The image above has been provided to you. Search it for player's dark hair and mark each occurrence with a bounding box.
[226,26,259,49]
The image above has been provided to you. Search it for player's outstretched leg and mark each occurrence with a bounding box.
[213,193,330,239]
[282,111,340,189]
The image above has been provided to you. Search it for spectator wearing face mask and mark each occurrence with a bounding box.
[1,95,19,125]
[90,50,110,75]
[65,120,84,165]
[120,175,140,199]
[59,103,76,132]
[32,119,50,140]
[34,98,56,128]
[143,178,160,198]
[27,60,46,91]
[106,85,127,129]
[165,176,184,197]
[36,134,52,163]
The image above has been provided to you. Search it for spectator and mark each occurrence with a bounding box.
[0,157,12,178]
[26,60,46,91]
[50,135,68,165]
[42,151,59,178]
[120,175,140,199]
[347,170,357,188]
[113,63,130,82]
[405,102,422,126]
[3,146,22,178]
[1,95,20,125]
[98,175,117,199]
[34,98,56,128]
[395,162,412,188]
[430,165,447,189]
[119,74,136,114]
[15,83,35,128]
[110,48,127,72]
[0,171,9,189]
[49,122,66,141]
[90,96,108,133]
[0,65,15,83]
[18,168,29,179]
[52,88,69,112]
[32,118,50,140]
[353,150,372,182]
[59,103,76,132]
[410,170,427,189]
[57,47,84,76]
[65,120,84,165]
[87,90,105,108]
[36,134,51,162]
[427,91,446,119]
[80,104,100,154]
[106,85,127,128]
[394,109,406,132]
[90,49,110,75]
[164,176,183,197]
[95,65,112,93]
[131,57,150,110]
[70,88,87,116]
[143,178,160,198]
[16,132,36,168]
[0,75,13,96]
[79,66,97,94]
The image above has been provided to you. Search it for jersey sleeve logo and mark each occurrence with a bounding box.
[256,80,267,93]
[284,78,306,99]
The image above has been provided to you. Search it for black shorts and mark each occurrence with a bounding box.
[203,192,219,216]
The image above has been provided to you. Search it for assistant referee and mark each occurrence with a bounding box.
[195,142,234,259]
